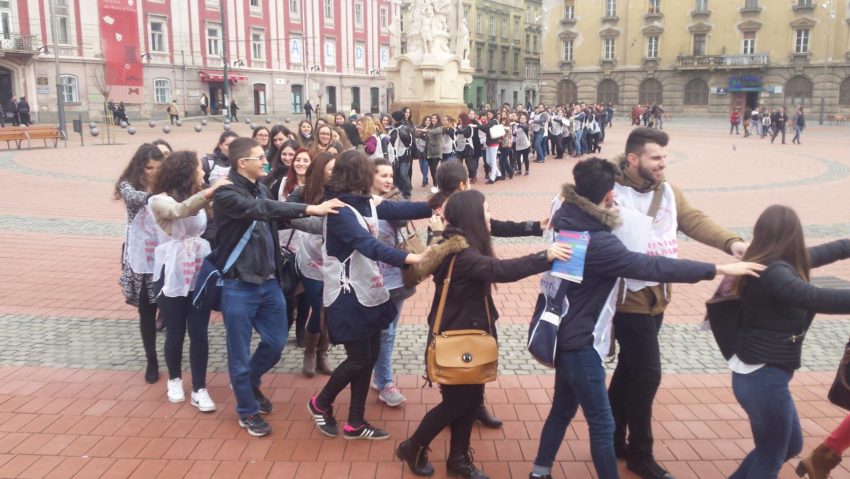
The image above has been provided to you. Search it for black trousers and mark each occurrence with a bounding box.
[463,149,479,180]
[411,383,484,455]
[157,294,211,390]
[771,124,786,143]
[138,283,158,364]
[608,312,664,462]
[316,331,380,427]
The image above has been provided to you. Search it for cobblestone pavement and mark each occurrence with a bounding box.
[2,313,848,375]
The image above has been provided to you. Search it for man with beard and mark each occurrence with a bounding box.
[609,127,747,479]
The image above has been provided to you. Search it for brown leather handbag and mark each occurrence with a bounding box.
[426,255,499,385]
[400,221,427,288]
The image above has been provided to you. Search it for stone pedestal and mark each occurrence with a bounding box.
[386,54,473,121]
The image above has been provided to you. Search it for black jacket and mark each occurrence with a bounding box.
[211,169,308,284]
[553,185,717,351]
[736,239,850,371]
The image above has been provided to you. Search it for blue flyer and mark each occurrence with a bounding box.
[551,230,590,283]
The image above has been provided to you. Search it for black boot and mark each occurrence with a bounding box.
[396,439,434,476]
[144,358,159,384]
[474,404,502,429]
[446,451,488,479]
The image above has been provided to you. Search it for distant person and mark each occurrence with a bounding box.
[199,93,209,115]
[17,97,30,125]
[167,100,180,125]
[229,99,240,122]
[6,96,18,126]
[792,107,805,145]
[304,99,314,122]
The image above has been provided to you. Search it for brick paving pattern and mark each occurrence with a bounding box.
[1,118,850,477]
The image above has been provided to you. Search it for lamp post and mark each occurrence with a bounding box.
[48,0,66,136]
[819,0,836,125]
[220,1,229,120]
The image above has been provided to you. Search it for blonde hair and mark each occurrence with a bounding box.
[358,116,377,141]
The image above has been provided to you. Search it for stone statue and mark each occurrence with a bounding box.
[388,16,401,57]
[456,19,470,61]
[404,0,454,61]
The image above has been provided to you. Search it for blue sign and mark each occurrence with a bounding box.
[729,75,762,92]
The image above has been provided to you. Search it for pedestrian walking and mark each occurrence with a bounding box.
[792,107,805,144]
[304,100,314,122]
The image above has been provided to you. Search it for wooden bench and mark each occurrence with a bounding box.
[0,128,26,149]
[25,126,65,148]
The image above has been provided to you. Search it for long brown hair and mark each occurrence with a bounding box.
[737,205,809,292]
[302,151,337,205]
[113,143,165,199]
[326,150,374,195]
[151,151,202,202]
[444,189,494,258]
[282,148,311,198]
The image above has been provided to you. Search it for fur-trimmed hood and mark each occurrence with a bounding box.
[415,234,468,277]
[558,183,622,230]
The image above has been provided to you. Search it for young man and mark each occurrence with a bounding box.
[212,137,344,437]
[771,106,788,144]
[531,104,549,163]
[530,158,761,479]
[608,128,747,479]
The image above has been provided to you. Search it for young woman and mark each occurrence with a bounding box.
[423,114,444,193]
[147,151,230,409]
[514,112,531,175]
[440,115,456,164]
[311,124,334,154]
[252,126,270,150]
[342,122,362,152]
[370,158,416,407]
[498,114,514,180]
[334,113,346,127]
[477,110,502,184]
[727,205,850,479]
[396,190,571,478]
[266,124,293,163]
[415,116,432,188]
[229,99,239,122]
[457,112,481,183]
[290,152,337,376]
[358,116,383,160]
[115,144,165,384]
[266,139,300,199]
[299,120,313,146]
[308,151,431,441]
[202,130,239,185]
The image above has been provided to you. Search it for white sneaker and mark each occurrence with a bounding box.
[166,378,185,403]
[378,384,407,407]
[191,388,216,412]
[430,186,439,194]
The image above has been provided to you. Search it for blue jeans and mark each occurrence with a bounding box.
[373,296,405,390]
[221,278,287,418]
[301,276,323,334]
[574,129,584,155]
[534,346,618,479]
[730,366,802,479]
[533,131,545,161]
[419,157,430,185]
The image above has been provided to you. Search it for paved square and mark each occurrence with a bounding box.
[1,118,850,477]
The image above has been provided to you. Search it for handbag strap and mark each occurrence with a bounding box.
[431,255,457,336]
[647,184,664,220]
[223,221,257,274]
[284,229,296,249]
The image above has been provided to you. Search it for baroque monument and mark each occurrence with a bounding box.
[385,0,474,119]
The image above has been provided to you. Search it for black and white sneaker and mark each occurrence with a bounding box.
[343,422,390,441]
[253,387,272,414]
[239,414,272,437]
[307,396,338,437]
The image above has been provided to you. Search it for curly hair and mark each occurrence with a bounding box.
[358,116,377,141]
[113,143,165,200]
[326,150,374,196]
[151,150,202,202]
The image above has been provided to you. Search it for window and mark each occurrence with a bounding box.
[513,50,519,72]
[488,48,494,71]
[693,33,706,56]
[149,17,166,53]
[249,0,259,6]
[785,75,813,106]
[605,0,616,17]
[291,84,303,113]
[207,24,221,56]
[370,87,379,114]
[289,34,303,64]
[646,35,659,58]
[745,0,758,7]
[0,0,11,39]
[795,29,809,53]
[501,18,507,38]
[839,77,850,106]
[153,78,170,104]
[251,30,264,60]
[351,86,361,112]
[354,2,364,28]
[649,0,661,13]
[597,79,619,104]
[323,0,333,24]
[249,0,260,11]
[475,45,482,69]
[289,0,300,17]
[326,86,336,113]
[532,35,538,54]
[354,41,365,69]
[514,17,519,40]
[323,38,336,70]
[639,78,663,105]
[695,0,708,10]
[489,15,494,35]
[58,75,78,103]
[205,0,220,8]
[500,49,507,71]
[380,45,389,68]
[476,14,482,34]
[53,0,69,44]
[743,32,755,54]
[564,0,575,19]
[603,37,615,60]
[797,0,813,5]
[563,39,573,61]
[684,78,709,105]
[380,7,388,28]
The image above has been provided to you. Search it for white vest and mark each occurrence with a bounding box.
[322,202,390,308]
[147,200,210,298]
[613,182,678,293]
[295,231,324,281]
[369,134,384,160]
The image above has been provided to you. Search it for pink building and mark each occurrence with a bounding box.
[0,0,395,121]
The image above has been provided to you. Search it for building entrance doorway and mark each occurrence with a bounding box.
[0,67,13,105]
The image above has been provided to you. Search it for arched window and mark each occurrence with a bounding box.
[58,75,79,103]
[684,78,709,106]
[639,78,663,105]
[557,79,577,104]
[597,79,618,105]
[785,75,812,107]
[153,78,171,104]
[839,77,850,106]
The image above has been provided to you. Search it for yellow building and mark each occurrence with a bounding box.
[540,0,850,115]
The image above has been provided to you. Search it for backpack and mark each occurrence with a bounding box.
[369,134,383,160]
[387,126,412,164]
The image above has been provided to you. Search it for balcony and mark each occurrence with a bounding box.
[690,9,711,17]
[560,17,576,26]
[601,15,619,23]
[645,11,663,20]
[740,5,762,14]
[0,34,38,54]
[792,2,815,12]
[676,52,769,70]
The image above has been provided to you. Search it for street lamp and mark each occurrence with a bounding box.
[220,1,229,120]
[48,0,66,137]
[819,0,836,125]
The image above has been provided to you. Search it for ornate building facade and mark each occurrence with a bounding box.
[1,0,394,122]
[541,0,850,115]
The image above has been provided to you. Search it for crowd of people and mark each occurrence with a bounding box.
[114,104,850,479]
[730,105,806,145]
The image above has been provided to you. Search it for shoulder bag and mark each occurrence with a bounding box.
[192,221,256,311]
[400,220,427,288]
[426,255,499,385]
[829,340,850,410]
[527,277,570,368]
[705,294,743,361]
[279,230,300,297]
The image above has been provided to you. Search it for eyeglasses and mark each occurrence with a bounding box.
[241,155,266,162]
